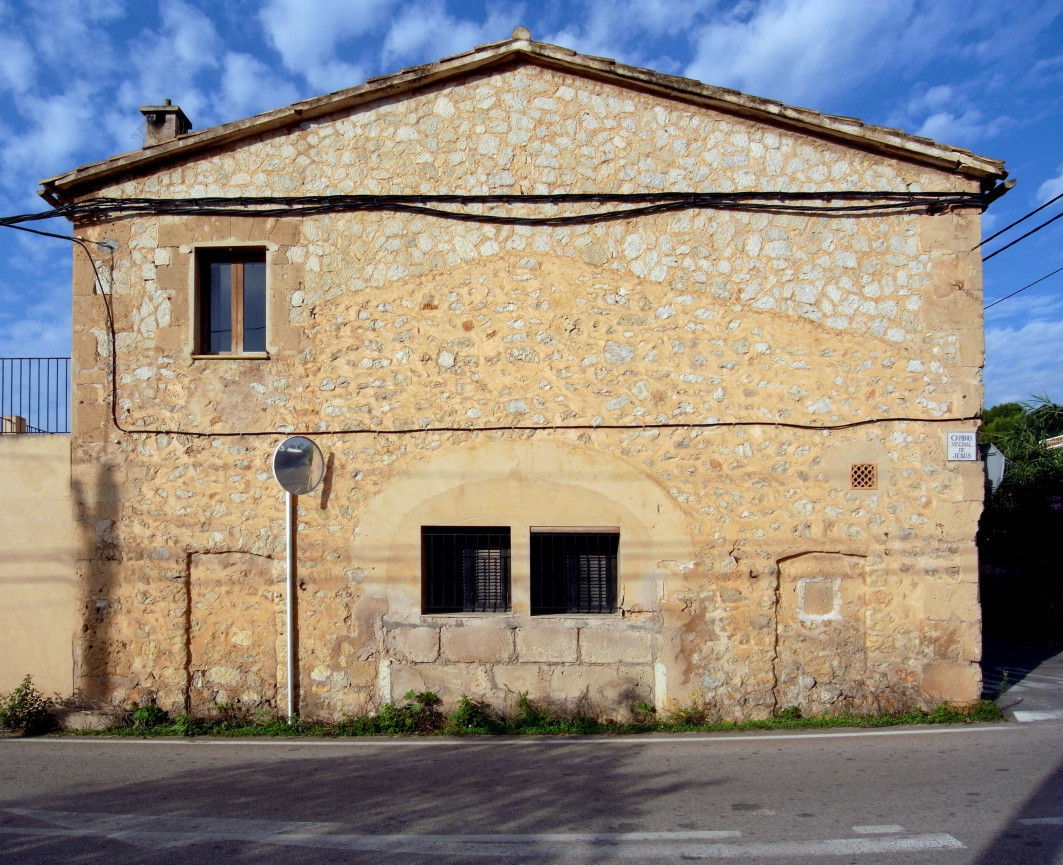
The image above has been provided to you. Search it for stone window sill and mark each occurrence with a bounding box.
[191,352,270,360]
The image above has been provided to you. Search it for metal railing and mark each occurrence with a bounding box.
[0,357,70,434]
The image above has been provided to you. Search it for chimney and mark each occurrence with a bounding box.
[139,99,192,147]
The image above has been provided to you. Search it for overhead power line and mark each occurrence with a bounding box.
[982,207,1063,262]
[984,263,1063,310]
[974,189,1063,251]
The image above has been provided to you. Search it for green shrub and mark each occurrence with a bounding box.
[446,696,503,734]
[665,696,712,727]
[336,691,446,736]
[172,712,203,737]
[131,703,168,729]
[513,691,548,729]
[0,675,53,736]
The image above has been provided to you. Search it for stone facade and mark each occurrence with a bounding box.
[45,37,1005,719]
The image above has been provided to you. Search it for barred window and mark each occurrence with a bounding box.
[531,530,619,615]
[421,527,510,613]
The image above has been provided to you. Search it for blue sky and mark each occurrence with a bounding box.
[0,0,1060,408]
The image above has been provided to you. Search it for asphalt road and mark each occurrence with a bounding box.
[2,720,1062,864]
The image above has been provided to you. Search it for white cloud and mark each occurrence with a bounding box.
[683,0,918,105]
[0,85,100,181]
[540,0,679,69]
[215,52,301,120]
[914,84,954,113]
[0,257,73,358]
[381,0,515,66]
[15,0,123,76]
[610,0,708,37]
[889,78,1009,151]
[1037,165,1063,203]
[985,316,1063,405]
[259,0,396,83]
[124,0,222,108]
[301,59,367,95]
[0,33,33,93]
[915,108,1001,146]
[0,309,72,358]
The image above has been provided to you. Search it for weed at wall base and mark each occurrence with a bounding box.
[55,692,1005,739]
[0,675,54,736]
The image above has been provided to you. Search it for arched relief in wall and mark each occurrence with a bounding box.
[346,438,699,708]
[773,551,868,714]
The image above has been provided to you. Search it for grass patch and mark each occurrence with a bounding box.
[55,692,1004,739]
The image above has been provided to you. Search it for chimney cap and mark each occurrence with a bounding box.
[139,101,192,146]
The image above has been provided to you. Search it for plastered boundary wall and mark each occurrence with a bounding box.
[0,434,76,695]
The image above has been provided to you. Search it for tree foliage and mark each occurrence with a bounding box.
[982,396,1063,498]
[977,401,1025,449]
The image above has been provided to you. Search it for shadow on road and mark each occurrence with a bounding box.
[0,741,722,864]
[981,637,1063,699]
[969,750,1063,864]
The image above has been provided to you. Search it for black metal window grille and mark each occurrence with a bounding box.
[0,357,70,434]
[531,531,619,615]
[422,527,511,613]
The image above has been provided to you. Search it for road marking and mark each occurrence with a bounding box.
[852,825,903,834]
[1,724,1018,748]
[1012,710,1063,722]
[0,810,965,859]
[1019,816,1063,826]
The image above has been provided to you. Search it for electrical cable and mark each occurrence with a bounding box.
[7,192,988,439]
[982,207,1063,262]
[113,415,981,439]
[1,189,993,232]
[1,221,117,248]
[984,263,1063,310]
[974,190,1063,250]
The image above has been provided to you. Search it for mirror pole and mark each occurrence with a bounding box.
[286,491,297,723]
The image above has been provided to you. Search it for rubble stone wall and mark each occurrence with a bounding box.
[68,62,986,718]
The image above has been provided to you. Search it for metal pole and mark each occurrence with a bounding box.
[286,491,296,723]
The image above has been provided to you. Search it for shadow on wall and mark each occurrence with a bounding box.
[70,462,119,704]
[978,476,1063,649]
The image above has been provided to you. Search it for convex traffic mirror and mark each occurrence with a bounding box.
[272,436,325,495]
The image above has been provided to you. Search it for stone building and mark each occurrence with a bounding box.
[40,32,1007,720]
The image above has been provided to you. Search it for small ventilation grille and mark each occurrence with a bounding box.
[850,463,878,490]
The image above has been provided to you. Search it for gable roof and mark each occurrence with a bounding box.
[39,33,1006,204]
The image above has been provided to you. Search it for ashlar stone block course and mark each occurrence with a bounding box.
[441,624,515,664]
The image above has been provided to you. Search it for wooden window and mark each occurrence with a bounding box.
[196,248,267,354]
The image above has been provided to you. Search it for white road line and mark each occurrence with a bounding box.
[1012,710,1063,722]
[1019,816,1063,826]
[851,825,903,834]
[0,811,966,860]
[0,724,1019,748]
